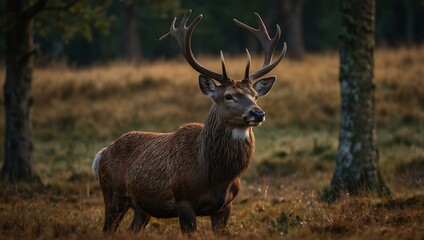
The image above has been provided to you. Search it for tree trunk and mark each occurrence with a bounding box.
[281,0,305,60]
[327,0,389,200]
[2,1,39,183]
[121,4,142,62]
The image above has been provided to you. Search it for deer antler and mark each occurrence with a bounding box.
[160,10,231,85]
[234,13,287,81]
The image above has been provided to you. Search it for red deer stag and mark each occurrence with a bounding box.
[92,10,286,234]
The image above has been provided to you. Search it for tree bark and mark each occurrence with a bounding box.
[1,0,43,183]
[327,0,390,200]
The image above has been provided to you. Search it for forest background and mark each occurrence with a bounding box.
[1,0,422,65]
[0,0,423,239]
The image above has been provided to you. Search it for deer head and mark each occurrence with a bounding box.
[160,10,286,129]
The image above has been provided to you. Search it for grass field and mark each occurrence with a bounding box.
[0,46,423,239]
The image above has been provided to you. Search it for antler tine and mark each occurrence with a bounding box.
[159,15,178,41]
[220,51,228,81]
[160,10,227,83]
[234,13,287,80]
[243,49,251,83]
[250,42,287,80]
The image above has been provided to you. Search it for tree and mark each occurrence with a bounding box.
[0,0,112,183]
[121,2,142,61]
[118,0,180,61]
[280,0,305,59]
[325,0,390,201]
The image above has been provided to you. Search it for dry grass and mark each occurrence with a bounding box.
[0,46,423,239]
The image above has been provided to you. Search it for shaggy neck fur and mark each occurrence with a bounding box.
[198,105,255,183]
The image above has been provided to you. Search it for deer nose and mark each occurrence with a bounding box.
[251,110,265,121]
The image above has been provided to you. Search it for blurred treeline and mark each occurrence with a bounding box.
[1,0,423,66]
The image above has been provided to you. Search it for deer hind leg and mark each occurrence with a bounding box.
[103,195,130,233]
[177,201,197,234]
[210,204,231,233]
[129,207,150,232]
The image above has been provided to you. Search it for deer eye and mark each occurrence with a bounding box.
[224,94,234,101]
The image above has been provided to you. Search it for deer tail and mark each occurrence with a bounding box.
[92,147,107,180]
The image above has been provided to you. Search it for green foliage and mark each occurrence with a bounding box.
[35,0,115,42]
[0,0,115,60]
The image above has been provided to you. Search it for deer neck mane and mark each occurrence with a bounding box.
[198,105,255,183]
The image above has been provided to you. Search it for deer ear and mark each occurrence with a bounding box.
[253,76,276,97]
[199,75,217,97]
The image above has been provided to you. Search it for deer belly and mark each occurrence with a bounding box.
[128,183,178,218]
[130,189,179,218]
[138,200,178,218]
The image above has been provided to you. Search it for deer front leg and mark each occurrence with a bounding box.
[210,204,231,233]
[177,201,197,234]
[211,180,239,233]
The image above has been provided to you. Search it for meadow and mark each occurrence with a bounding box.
[0,46,423,239]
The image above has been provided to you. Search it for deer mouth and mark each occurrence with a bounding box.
[249,122,261,127]
[248,119,264,126]
[244,117,265,126]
